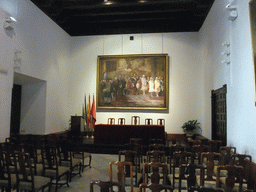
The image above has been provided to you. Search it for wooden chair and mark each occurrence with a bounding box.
[15,152,52,192]
[229,154,252,188]
[169,144,186,161]
[149,139,163,145]
[109,161,138,192]
[190,186,224,192]
[216,164,244,192]
[118,118,125,125]
[191,145,210,165]
[57,137,82,182]
[119,150,142,187]
[187,140,202,152]
[131,116,140,125]
[40,137,70,192]
[21,136,44,176]
[179,163,197,192]
[171,151,188,190]
[145,118,153,125]
[142,162,171,187]
[0,150,17,192]
[146,150,166,163]
[130,138,143,163]
[199,152,222,188]
[70,135,92,172]
[219,146,236,165]
[108,118,115,125]
[157,119,165,126]
[208,140,222,153]
[139,183,173,192]
[90,180,120,192]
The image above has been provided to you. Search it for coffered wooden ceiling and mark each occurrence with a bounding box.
[30,0,215,36]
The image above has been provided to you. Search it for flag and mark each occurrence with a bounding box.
[87,95,91,128]
[84,94,87,123]
[90,94,96,128]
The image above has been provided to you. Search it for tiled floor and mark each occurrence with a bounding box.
[59,153,118,192]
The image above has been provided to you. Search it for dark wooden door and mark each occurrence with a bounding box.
[10,84,22,136]
[211,84,227,146]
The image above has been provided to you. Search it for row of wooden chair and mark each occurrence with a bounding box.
[108,117,165,125]
[109,137,253,192]
[1,134,92,192]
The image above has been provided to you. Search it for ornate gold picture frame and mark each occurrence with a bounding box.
[96,54,169,110]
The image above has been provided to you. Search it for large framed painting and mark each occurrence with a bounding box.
[96,54,169,110]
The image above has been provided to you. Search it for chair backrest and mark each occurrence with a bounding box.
[157,119,165,126]
[119,150,140,186]
[219,146,236,165]
[118,118,125,125]
[139,183,173,192]
[145,118,153,125]
[180,163,197,190]
[16,152,35,190]
[208,140,222,152]
[109,161,134,192]
[40,136,58,171]
[146,150,166,163]
[190,186,224,192]
[0,150,13,190]
[90,180,120,192]
[131,116,140,125]
[142,162,169,185]
[191,145,210,165]
[200,152,221,186]
[149,139,163,145]
[230,154,252,182]
[108,118,115,125]
[216,165,243,191]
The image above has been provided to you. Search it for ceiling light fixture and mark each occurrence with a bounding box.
[103,0,113,5]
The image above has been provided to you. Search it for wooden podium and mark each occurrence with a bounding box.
[70,116,84,136]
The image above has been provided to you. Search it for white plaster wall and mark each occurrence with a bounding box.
[199,0,231,140]
[200,0,256,158]
[0,0,71,141]
[70,33,203,134]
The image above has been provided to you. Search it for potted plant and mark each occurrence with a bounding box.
[181,120,201,138]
